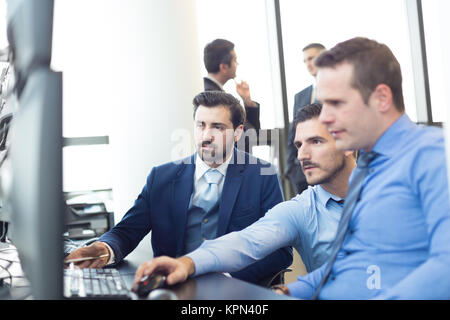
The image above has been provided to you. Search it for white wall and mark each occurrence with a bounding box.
[52,0,202,220]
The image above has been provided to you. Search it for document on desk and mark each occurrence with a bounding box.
[64,254,109,264]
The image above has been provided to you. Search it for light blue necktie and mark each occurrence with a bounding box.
[312,151,378,299]
[195,169,223,213]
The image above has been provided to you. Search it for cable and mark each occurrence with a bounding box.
[0,260,32,300]
[0,256,20,263]
[0,221,7,242]
[0,261,13,286]
[0,275,29,288]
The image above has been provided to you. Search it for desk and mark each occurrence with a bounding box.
[117,234,295,300]
[1,236,294,300]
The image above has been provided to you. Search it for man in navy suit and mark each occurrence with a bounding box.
[65,91,292,285]
[286,43,326,195]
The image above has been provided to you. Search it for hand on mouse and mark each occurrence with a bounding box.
[132,256,195,291]
[64,241,110,269]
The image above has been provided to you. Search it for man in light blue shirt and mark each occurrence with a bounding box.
[284,37,450,299]
[132,103,357,289]
[134,37,450,300]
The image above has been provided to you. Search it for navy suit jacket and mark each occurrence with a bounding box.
[100,148,293,284]
[285,85,313,194]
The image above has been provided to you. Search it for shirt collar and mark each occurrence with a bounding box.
[194,149,233,182]
[205,75,224,90]
[370,113,415,158]
[315,185,344,208]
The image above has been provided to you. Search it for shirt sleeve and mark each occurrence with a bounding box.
[102,242,116,265]
[186,199,303,276]
[287,263,326,299]
[244,103,260,130]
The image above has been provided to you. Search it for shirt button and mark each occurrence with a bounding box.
[203,218,208,223]
[330,276,336,281]
[202,237,206,241]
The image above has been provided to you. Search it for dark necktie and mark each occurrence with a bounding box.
[312,151,378,300]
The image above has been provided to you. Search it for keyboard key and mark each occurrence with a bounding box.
[64,267,131,299]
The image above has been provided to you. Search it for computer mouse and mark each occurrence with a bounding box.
[135,273,167,298]
[147,288,178,300]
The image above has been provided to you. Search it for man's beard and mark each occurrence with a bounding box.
[301,156,345,186]
[198,141,227,165]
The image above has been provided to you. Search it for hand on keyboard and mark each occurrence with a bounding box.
[64,241,110,269]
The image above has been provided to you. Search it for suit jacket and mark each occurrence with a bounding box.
[203,77,260,131]
[285,85,313,195]
[100,148,293,284]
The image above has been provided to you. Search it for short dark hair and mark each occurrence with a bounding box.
[203,39,235,73]
[293,103,322,130]
[302,43,326,52]
[315,37,405,112]
[192,91,246,129]
[293,103,358,158]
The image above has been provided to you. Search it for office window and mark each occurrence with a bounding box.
[422,0,447,123]
[51,1,114,192]
[279,0,418,122]
[195,0,284,129]
[52,1,114,138]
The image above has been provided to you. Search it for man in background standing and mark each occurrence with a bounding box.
[203,38,260,132]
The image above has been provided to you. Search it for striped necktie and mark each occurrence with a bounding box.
[312,151,378,299]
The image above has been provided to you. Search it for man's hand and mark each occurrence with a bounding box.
[132,256,195,291]
[235,80,257,107]
[64,241,110,269]
[271,284,290,296]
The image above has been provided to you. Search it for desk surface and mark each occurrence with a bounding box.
[1,236,294,300]
[118,235,294,300]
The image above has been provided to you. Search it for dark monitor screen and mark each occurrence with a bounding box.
[5,0,64,300]
[9,68,63,300]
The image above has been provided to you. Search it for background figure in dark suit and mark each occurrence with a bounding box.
[286,43,326,195]
[203,39,260,132]
[65,91,292,286]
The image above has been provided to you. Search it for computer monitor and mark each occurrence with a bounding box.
[4,0,64,300]
[6,0,54,98]
[8,68,63,300]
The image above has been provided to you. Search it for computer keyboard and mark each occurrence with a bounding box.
[64,267,131,299]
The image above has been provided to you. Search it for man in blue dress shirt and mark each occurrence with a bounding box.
[134,37,450,300]
[285,37,450,299]
[132,103,357,288]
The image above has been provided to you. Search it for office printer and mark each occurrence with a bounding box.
[64,190,114,240]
